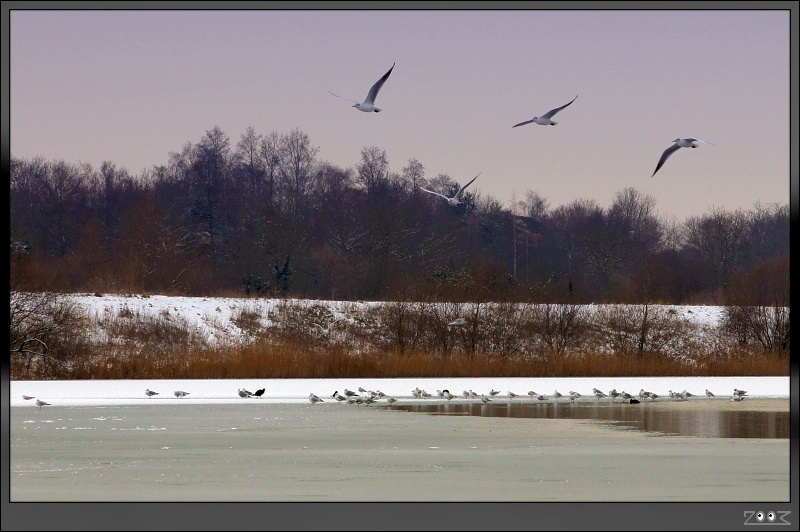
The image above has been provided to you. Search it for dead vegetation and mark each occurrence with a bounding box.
[10,294,789,380]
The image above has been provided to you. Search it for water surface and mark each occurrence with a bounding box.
[389,401,789,438]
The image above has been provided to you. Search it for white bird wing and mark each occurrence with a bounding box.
[455,173,480,199]
[687,137,717,146]
[329,91,360,105]
[542,94,578,119]
[651,143,682,177]
[420,187,452,201]
[364,63,395,105]
[512,118,536,128]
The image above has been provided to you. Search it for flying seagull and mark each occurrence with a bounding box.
[145,389,159,398]
[448,317,468,326]
[651,137,716,177]
[330,63,395,113]
[420,173,480,207]
[22,395,35,400]
[512,95,578,128]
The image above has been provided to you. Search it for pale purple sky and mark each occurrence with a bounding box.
[10,9,790,219]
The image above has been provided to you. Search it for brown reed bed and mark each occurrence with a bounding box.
[53,338,788,381]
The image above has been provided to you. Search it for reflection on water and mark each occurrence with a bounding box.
[389,402,789,439]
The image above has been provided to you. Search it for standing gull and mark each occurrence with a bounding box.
[145,389,159,398]
[651,137,716,177]
[36,399,50,409]
[420,173,480,207]
[705,389,715,398]
[512,95,578,128]
[309,393,324,404]
[238,388,253,398]
[329,63,395,113]
[174,390,190,398]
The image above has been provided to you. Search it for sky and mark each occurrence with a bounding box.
[9,8,792,219]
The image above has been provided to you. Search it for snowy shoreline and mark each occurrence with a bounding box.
[10,376,789,407]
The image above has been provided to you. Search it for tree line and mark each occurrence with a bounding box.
[10,125,789,306]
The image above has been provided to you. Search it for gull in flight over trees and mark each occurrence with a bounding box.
[512,95,578,128]
[651,137,716,177]
[329,63,395,113]
[420,173,480,207]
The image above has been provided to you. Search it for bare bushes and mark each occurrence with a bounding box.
[590,304,691,359]
[527,303,588,358]
[12,293,788,379]
[230,304,265,336]
[81,305,209,379]
[722,305,790,352]
[10,291,87,379]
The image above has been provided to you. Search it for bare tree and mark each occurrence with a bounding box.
[682,207,750,299]
[278,128,319,218]
[234,126,265,197]
[402,157,426,193]
[356,146,390,196]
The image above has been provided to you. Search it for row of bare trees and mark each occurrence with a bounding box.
[10,125,789,305]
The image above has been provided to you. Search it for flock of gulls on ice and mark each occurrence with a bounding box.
[21,387,751,409]
[329,62,716,192]
[19,66,723,412]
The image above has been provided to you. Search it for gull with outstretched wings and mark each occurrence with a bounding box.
[330,63,395,113]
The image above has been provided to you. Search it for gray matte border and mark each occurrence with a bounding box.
[2,2,797,531]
